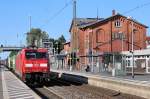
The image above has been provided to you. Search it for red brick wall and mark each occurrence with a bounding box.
[89,16,147,53]
[70,16,147,57]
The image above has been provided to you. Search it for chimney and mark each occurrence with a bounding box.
[112,10,116,16]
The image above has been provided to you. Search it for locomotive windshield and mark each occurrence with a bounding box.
[26,52,47,59]
[36,52,47,59]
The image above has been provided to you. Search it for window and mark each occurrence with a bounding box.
[115,20,121,27]
[112,32,125,40]
[96,29,105,43]
[26,52,36,59]
[26,52,47,59]
[37,52,47,59]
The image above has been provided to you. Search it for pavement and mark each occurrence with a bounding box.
[0,65,41,99]
[95,71,150,82]
[51,68,150,98]
[0,65,3,99]
[117,74,150,81]
[52,68,150,84]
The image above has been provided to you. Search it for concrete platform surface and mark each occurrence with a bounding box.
[0,65,41,99]
[51,69,150,85]
[0,66,3,99]
[51,69,150,99]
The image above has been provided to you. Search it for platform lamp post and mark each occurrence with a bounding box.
[119,32,124,68]
[131,20,137,78]
[121,32,124,71]
[92,30,94,73]
[55,42,59,69]
[131,21,134,78]
[121,33,127,73]
[55,42,58,54]
[50,42,55,69]
[127,17,135,78]
[89,29,94,73]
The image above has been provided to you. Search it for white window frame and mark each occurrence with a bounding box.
[115,20,121,28]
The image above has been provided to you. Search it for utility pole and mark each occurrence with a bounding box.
[27,15,32,46]
[121,32,124,70]
[127,17,135,78]
[97,8,99,20]
[73,0,76,22]
[29,15,32,31]
[121,33,124,53]
[92,30,94,72]
[72,0,77,70]
[72,0,77,51]
[73,0,77,51]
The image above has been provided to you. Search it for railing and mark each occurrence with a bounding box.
[50,54,127,77]
[0,46,24,52]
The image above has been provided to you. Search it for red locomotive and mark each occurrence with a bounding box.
[15,47,50,83]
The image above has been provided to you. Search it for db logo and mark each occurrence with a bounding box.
[34,64,39,66]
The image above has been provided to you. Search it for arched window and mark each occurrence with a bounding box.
[96,29,105,43]
[134,30,140,43]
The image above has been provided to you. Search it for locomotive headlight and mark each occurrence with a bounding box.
[25,64,33,67]
[40,63,47,67]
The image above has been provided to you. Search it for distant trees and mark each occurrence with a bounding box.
[54,35,66,53]
[9,51,18,57]
[26,28,49,47]
[49,35,66,53]
[26,28,66,53]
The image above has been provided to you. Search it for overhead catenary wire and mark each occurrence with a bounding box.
[123,1,150,14]
[40,0,150,27]
[39,0,150,29]
[40,0,73,28]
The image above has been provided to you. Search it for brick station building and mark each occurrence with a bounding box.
[146,36,150,48]
[68,10,148,67]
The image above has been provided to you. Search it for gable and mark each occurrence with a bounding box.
[81,14,148,29]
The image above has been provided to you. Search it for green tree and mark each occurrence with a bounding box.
[58,35,66,52]
[9,51,18,57]
[58,35,66,43]
[53,35,66,53]
[42,31,49,39]
[26,28,49,47]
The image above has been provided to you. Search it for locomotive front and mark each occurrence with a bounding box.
[16,48,50,83]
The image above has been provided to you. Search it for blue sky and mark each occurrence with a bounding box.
[0,0,150,59]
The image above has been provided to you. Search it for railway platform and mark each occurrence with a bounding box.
[51,69,150,99]
[0,65,41,99]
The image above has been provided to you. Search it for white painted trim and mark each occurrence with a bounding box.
[25,64,33,67]
[40,63,47,67]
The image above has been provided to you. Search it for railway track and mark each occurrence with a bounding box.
[7,66,145,99]
[32,86,62,99]
[69,83,144,99]
[29,78,145,99]
[42,79,102,99]
[53,79,112,99]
